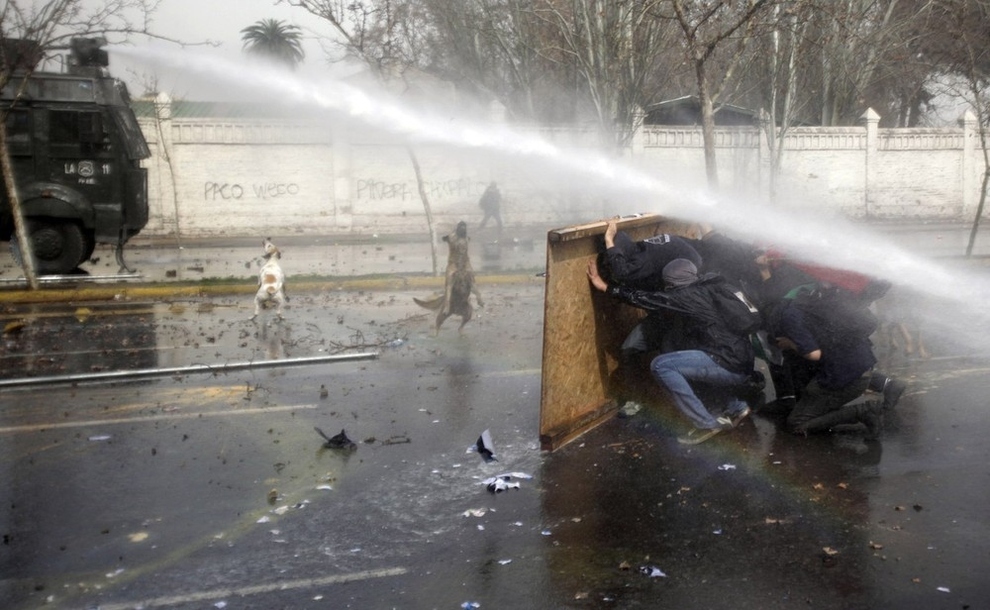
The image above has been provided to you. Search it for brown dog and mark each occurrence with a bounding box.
[414,221,484,333]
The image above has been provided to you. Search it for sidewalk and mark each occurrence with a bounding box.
[0,219,987,301]
[0,225,548,302]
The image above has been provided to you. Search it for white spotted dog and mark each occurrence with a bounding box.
[251,238,286,321]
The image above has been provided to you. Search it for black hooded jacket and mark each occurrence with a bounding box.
[606,273,756,374]
[605,232,702,291]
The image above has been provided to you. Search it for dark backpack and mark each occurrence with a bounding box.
[792,287,878,345]
[710,282,762,336]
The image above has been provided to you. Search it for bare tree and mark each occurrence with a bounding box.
[526,0,678,149]
[915,0,990,255]
[657,0,774,189]
[413,0,558,122]
[799,0,934,127]
[743,0,815,203]
[283,0,446,275]
[1,0,167,286]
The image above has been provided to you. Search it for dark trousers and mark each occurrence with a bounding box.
[787,376,869,432]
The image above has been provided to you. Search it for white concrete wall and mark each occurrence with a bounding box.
[137,109,988,238]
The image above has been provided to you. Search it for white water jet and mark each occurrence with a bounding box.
[114,43,990,356]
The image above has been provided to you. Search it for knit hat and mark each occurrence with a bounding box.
[663,258,698,287]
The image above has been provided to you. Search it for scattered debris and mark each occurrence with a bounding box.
[381,435,411,446]
[469,429,498,462]
[617,401,642,418]
[315,427,356,450]
[463,508,488,518]
[267,489,279,504]
[639,565,667,578]
[319,384,328,399]
[480,472,533,493]
[74,307,92,322]
[937,586,950,593]
[3,320,25,334]
[717,464,736,471]
[461,602,481,609]
[88,435,111,442]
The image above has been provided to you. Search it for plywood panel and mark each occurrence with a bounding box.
[539,213,700,451]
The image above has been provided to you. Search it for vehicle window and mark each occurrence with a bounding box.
[4,109,31,147]
[49,110,110,154]
[111,107,151,160]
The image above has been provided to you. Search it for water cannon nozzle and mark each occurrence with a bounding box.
[70,37,109,68]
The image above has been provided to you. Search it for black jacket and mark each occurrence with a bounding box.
[606,274,755,374]
[605,232,701,291]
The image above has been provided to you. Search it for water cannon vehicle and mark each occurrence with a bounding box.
[1,37,150,274]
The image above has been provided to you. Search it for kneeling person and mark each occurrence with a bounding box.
[588,257,759,445]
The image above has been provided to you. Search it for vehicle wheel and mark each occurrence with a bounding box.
[22,219,87,274]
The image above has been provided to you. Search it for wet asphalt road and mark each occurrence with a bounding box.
[3,226,990,609]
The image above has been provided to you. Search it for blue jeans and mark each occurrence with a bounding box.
[651,350,750,429]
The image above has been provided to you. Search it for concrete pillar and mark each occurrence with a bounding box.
[859,108,880,217]
[959,110,978,219]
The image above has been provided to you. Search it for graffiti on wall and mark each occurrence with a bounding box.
[204,182,301,200]
[355,177,484,201]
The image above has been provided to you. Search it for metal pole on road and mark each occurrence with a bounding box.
[0,352,379,389]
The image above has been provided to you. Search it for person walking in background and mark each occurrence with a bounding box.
[478,181,503,233]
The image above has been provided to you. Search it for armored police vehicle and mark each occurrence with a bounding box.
[1,37,150,274]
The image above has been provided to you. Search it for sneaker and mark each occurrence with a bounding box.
[678,420,732,445]
[882,379,906,411]
[728,406,751,428]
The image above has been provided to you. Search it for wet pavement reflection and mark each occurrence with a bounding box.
[2,253,990,609]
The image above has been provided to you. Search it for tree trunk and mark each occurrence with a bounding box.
[0,121,39,288]
[696,60,720,189]
[407,147,439,276]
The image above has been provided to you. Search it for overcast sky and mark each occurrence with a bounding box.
[105,0,337,98]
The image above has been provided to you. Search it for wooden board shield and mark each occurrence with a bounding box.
[539,213,701,451]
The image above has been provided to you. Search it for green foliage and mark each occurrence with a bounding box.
[240,18,306,70]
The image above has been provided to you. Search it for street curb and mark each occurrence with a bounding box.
[0,273,546,304]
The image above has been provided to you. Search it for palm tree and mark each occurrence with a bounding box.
[240,19,305,70]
